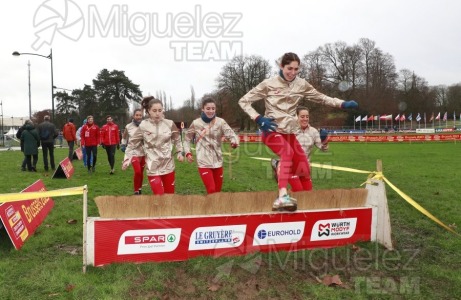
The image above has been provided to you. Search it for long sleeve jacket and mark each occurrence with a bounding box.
[239,75,344,134]
[80,124,100,147]
[124,118,183,176]
[100,122,120,146]
[183,117,239,168]
[296,126,323,161]
[121,122,145,157]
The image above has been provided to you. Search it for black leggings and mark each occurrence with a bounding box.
[85,146,98,169]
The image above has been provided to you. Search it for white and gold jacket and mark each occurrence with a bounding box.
[121,122,145,158]
[239,75,344,134]
[296,126,323,161]
[183,117,239,168]
[124,118,182,176]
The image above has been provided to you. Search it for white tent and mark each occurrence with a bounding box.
[5,128,17,137]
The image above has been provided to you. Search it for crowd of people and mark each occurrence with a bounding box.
[15,52,358,212]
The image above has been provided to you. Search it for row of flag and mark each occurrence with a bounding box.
[355,112,459,122]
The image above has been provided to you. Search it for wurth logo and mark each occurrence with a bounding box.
[311,218,357,241]
[318,223,330,237]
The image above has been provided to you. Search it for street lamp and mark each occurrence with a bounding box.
[0,100,4,147]
[12,49,54,120]
[53,86,73,92]
[28,60,31,119]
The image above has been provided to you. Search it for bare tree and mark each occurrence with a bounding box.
[216,55,272,130]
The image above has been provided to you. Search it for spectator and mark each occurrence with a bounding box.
[57,130,63,147]
[100,115,120,175]
[63,118,77,161]
[37,115,58,172]
[80,115,100,174]
[77,119,93,167]
[20,120,40,172]
[16,121,27,171]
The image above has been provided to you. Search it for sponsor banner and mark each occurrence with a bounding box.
[52,157,75,179]
[238,133,461,143]
[0,180,54,250]
[328,134,461,142]
[310,218,357,241]
[238,134,262,143]
[253,221,305,246]
[117,229,181,255]
[73,147,83,160]
[189,225,246,250]
[416,128,435,134]
[90,208,372,266]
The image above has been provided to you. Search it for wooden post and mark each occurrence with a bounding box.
[365,159,393,250]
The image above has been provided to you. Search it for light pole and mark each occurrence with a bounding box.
[1,100,4,147]
[28,60,31,119]
[12,49,54,120]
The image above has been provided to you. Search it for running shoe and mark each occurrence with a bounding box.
[272,194,297,211]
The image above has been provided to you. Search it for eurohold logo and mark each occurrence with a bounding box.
[253,221,305,246]
[117,228,181,255]
[310,218,357,241]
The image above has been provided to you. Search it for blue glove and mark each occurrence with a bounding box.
[120,144,126,152]
[320,129,329,142]
[255,115,277,133]
[341,100,358,109]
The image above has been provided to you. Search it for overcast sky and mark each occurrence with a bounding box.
[1,0,460,119]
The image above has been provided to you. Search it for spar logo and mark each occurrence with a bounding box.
[310,218,357,241]
[117,228,181,255]
[189,225,246,250]
[253,221,305,246]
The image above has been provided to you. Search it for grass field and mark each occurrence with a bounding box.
[1,141,461,299]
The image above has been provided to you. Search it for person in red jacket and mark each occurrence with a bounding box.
[62,118,77,160]
[100,115,120,174]
[80,115,100,174]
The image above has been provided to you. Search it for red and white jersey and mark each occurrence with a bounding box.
[183,117,239,168]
